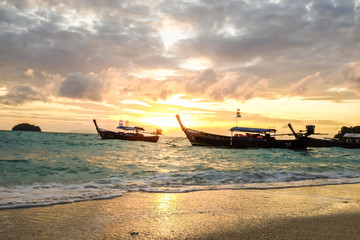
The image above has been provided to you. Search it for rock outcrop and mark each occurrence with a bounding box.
[12,123,41,132]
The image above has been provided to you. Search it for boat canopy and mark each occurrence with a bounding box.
[117,126,145,131]
[230,127,276,133]
[343,133,360,138]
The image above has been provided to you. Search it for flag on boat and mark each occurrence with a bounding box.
[236,109,241,118]
[119,120,124,126]
[125,120,129,126]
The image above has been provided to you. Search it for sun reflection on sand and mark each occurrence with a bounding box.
[156,194,178,211]
[153,193,179,235]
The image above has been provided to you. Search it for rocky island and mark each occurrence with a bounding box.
[12,123,41,132]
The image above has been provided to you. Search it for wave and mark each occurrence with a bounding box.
[1,170,360,209]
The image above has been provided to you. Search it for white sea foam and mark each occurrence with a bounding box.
[1,172,360,209]
[0,182,124,209]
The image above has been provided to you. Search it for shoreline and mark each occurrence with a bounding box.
[2,179,360,210]
[1,183,360,239]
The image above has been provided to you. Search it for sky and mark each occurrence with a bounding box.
[0,0,360,136]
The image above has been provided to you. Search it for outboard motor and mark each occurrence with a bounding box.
[305,125,315,137]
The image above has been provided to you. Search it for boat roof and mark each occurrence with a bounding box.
[343,133,360,138]
[230,127,276,133]
[117,126,145,131]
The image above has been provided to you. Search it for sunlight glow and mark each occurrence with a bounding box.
[159,18,190,47]
[160,28,186,47]
[143,115,180,130]
[156,94,190,106]
[328,87,348,92]
[241,57,262,67]
[155,94,217,112]
[0,87,7,96]
[180,58,213,71]
[61,10,97,33]
[131,68,178,80]
[120,100,151,107]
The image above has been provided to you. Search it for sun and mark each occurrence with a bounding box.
[144,116,180,130]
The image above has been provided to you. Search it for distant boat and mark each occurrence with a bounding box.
[308,133,360,148]
[93,119,161,143]
[176,115,312,149]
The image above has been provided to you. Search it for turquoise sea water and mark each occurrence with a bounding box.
[1,130,360,209]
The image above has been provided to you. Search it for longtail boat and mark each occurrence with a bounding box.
[308,133,360,148]
[176,115,313,149]
[93,119,161,143]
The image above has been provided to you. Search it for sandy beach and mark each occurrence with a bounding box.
[1,184,360,240]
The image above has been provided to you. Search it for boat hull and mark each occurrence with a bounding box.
[308,137,360,148]
[97,130,159,142]
[176,115,308,149]
[93,120,159,143]
[183,128,308,149]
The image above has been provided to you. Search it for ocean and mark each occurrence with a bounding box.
[1,130,360,209]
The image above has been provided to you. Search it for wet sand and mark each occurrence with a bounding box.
[1,184,360,240]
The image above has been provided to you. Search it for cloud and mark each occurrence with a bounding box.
[289,72,323,96]
[58,72,108,101]
[185,68,217,95]
[0,0,166,77]
[0,0,360,107]
[342,62,360,95]
[164,0,360,85]
[184,69,271,101]
[0,85,46,105]
[95,67,270,102]
[24,69,34,77]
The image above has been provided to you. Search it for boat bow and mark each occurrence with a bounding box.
[176,115,186,131]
